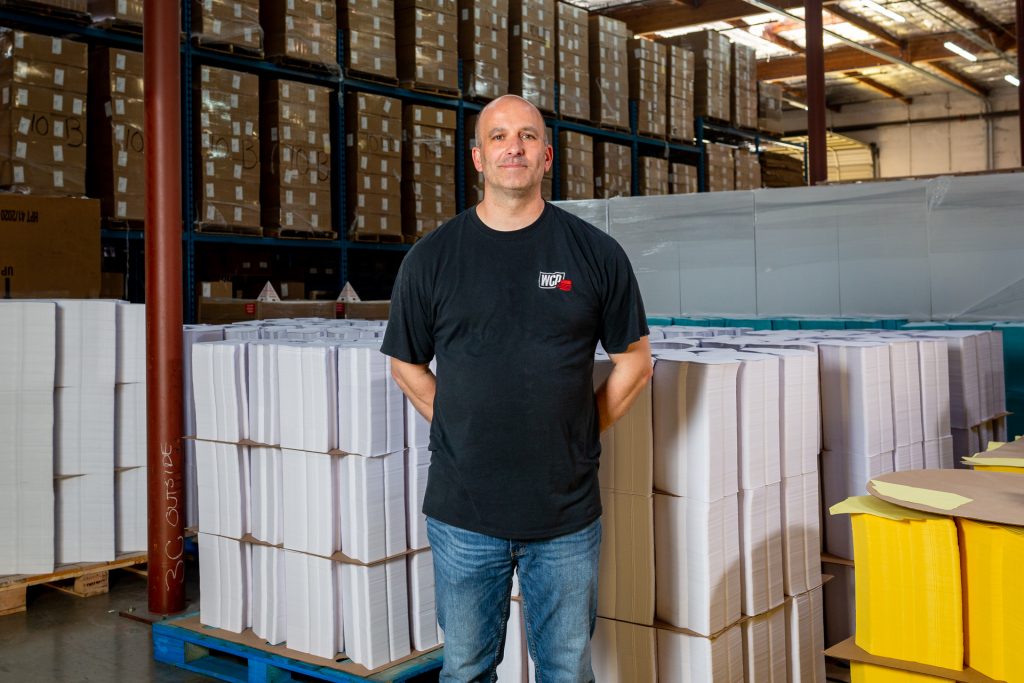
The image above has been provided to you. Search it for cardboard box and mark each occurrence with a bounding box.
[342,300,391,320]
[0,194,100,298]
[670,162,697,195]
[731,43,758,129]
[588,15,629,129]
[192,0,262,54]
[758,82,784,135]
[670,30,731,122]
[666,45,695,141]
[396,0,458,90]
[509,0,555,112]
[595,142,630,198]
[199,281,233,299]
[559,130,593,200]
[556,1,589,120]
[263,2,337,69]
[639,156,669,196]
[89,0,144,25]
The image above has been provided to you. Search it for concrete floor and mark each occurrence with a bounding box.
[0,562,208,683]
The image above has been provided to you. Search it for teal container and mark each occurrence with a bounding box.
[995,322,1024,438]
[881,319,909,330]
[647,316,673,326]
[945,321,996,330]
[844,320,882,330]
[725,318,773,331]
[900,322,948,330]
[772,319,802,330]
[672,317,708,326]
[799,319,847,330]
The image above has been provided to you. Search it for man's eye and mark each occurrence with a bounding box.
[493,135,503,141]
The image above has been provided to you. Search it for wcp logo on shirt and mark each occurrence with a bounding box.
[538,271,573,292]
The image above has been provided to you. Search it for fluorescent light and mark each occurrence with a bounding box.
[860,0,906,23]
[784,97,809,110]
[1006,74,1021,87]
[943,41,978,62]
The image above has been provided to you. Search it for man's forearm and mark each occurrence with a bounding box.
[391,361,437,422]
[595,347,653,432]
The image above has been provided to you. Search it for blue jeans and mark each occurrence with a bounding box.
[427,516,602,683]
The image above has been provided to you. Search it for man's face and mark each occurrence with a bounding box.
[472,97,553,197]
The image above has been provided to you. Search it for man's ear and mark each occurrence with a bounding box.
[472,146,484,173]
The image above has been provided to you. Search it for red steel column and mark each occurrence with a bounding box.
[1017,0,1023,166]
[805,0,828,184]
[144,0,186,614]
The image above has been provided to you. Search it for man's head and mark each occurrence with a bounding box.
[472,95,553,200]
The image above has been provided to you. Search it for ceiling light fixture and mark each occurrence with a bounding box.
[943,41,978,62]
[1006,74,1021,87]
[859,0,907,23]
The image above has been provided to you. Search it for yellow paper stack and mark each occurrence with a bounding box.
[850,663,951,682]
[959,518,1024,682]
[963,437,1024,473]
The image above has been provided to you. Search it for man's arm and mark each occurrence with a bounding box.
[595,336,653,433]
[391,358,437,422]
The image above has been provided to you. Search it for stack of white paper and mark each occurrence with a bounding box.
[250,447,284,545]
[191,341,249,443]
[915,331,982,430]
[991,331,1006,417]
[738,483,784,617]
[820,449,893,559]
[594,358,654,494]
[225,325,261,341]
[652,353,740,501]
[406,399,430,449]
[779,473,822,597]
[742,607,787,682]
[406,447,431,550]
[649,339,697,351]
[340,559,412,670]
[0,301,57,573]
[54,300,117,563]
[195,440,251,539]
[247,341,280,446]
[785,587,826,683]
[115,303,145,384]
[747,349,819,479]
[498,600,531,682]
[591,618,657,682]
[282,449,339,557]
[657,624,744,683]
[183,324,226,528]
[277,342,338,453]
[916,337,954,469]
[654,493,741,635]
[114,383,146,468]
[884,339,925,471]
[337,345,404,456]
[407,550,443,651]
[114,466,147,553]
[199,532,252,633]
[284,549,344,658]
[251,544,287,645]
[337,452,406,563]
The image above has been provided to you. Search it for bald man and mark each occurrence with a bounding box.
[382,95,651,682]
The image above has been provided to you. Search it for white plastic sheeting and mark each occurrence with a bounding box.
[555,172,1024,320]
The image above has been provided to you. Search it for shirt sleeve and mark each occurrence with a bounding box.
[599,243,650,354]
[381,248,435,364]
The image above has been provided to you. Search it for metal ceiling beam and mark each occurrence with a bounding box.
[601,0,839,36]
[825,5,903,49]
[844,71,914,103]
[757,22,1017,82]
[727,18,804,52]
[933,0,1014,40]
[927,60,989,96]
[747,0,990,98]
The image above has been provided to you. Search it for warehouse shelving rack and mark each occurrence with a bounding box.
[2,3,725,322]
[695,116,808,191]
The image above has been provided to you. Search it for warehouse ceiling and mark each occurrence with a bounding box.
[584,0,1019,108]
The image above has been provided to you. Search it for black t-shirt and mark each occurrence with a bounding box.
[381,203,648,539]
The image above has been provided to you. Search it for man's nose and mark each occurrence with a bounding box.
[506,137,524,154]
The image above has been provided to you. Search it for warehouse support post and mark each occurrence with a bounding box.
[144,0,186,614]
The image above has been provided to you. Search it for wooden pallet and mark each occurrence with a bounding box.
[195,222,264,237]
[103,217,144,232]
[399,82,460,100]
[348,231,404,244]
[345,70,399,87]
[269,228,339,241]
[269,55,340,76]
[92,16,143,34]
[0,552,148,617]
[153,613,443,683]
[0,0,90,23]
[192,36,264,59]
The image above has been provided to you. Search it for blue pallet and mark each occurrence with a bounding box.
[647,316,673,326]
[798,319,847,330]
[771,319,802,330]
[153,614,442,683]
[724,319,773,330]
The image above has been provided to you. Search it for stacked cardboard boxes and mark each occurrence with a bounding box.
[89,0,143,26]
[761,151,804,188]
[628,38,667,138]
[261,80,332,236]
[403,105,457,240]
[588,15,629,129]
[556,1,588,120]
[458,0,508,100]
[89,47,144,221]
[559,130,592,200]
[197,66,261,230]
[670,163,697,195]
[347,92,402,240]
[734,148,761,190]
[543,125,553,200]
[464,112,484,206]
[672,30,730,122]
[340,0,397,79]
[758,82,784,134]
[731,43,757,129]
[32,0,87,12]
[397,0,458,93]
[666,45,694,142]
[706,142,736,192]
[0,30,88,195]
[193,0,263,55]
[264,0,338,70]
[595,142,630,198]
[638,156,669,196]
[510,0,555,113]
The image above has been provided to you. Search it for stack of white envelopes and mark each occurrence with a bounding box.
[0,301,57,574]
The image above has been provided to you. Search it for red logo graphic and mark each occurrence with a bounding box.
[558,279,573,292]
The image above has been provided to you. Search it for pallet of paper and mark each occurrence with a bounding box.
[657,622,744,683]
[741,606,786,682]
[407,550,444,651]
[199,533,253,634]
[598,489,655,626]
[785,587,827,683]
[114,466,147,553]
[251,544,286,645]
[249,446,283,545]
[780,472,822,597]
[592,617,657,682]
[738,483,784,617]
[196,440,251,540]
[183,324,228,528]
[0,301,57,574]
[406,447,431,550]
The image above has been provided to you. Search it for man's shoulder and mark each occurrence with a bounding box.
[404,209,474,259]
[547,203,624,254]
